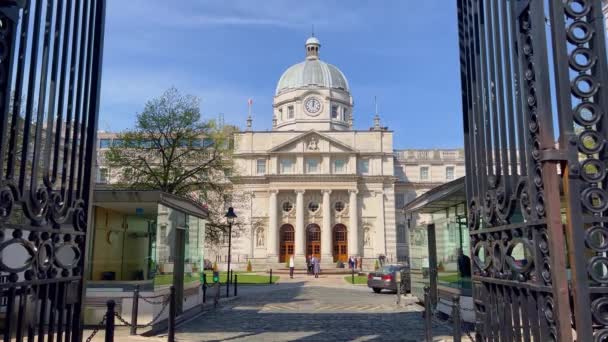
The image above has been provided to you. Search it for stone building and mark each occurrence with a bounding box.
[95,36,465,270]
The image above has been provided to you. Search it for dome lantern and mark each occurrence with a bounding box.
[305,36,321,60]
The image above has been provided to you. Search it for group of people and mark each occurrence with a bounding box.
[287,255,321,278]
[348,256,363,269]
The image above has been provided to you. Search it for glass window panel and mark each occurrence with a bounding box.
[257,159,266,175]
[306,158,319,173]
[334,159,345,173]
[99,139,111,148]
[420,167,429,180]
[446,166,455,180]
[360,160,369,174]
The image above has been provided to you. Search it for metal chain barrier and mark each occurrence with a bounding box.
[114,296,171,329]
[85,314,107,342]
[139,294,168,305]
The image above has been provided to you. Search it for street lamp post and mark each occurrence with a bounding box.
[225,207,237,297]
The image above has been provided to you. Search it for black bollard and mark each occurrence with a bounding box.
[130,285,140,335]
[168,286,176,342]
[351,268,355,284]
[269,269,273,284]
[452,295,461,342]
[424,286,432,342]
[234,274,238,297]
[202,282,207,304]
[105,300,115,342]
[226,270,230,298]
[203,273,207,285]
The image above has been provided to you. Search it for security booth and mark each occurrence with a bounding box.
[404,177,473,323]
[84,189,208,329]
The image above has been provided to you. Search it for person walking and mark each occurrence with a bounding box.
[289,255,295,279]
[313,256,321,278]
[306,255,312,275]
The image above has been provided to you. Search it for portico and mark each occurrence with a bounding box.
[267,187,360,267]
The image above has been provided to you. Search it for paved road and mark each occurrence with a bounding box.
[174,278,458,341]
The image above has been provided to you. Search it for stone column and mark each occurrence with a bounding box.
[267,190,279,258]
[349,189,359,257]
[295,190,306,259]
[375,190,386,256]
[321,190,333,264]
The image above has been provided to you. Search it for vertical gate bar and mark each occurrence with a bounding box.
[590,0,608,168]
[18,0,43,194]
[471,0,485,204]
[16,287,27,342]
[486,0,503,182]
[509,0,528,179]
[0,1,19,179]
[528,291,541,342]
[64,302,73,342]
[457,0,472,204]
[528,0,574,339]
[76,1,106,340]
[37,284,48,342]
[6,0,30,180]
[51,0,74,184]
[48,283,59,342]
[30,0,55,199]
[510,287,521,341]
[44,0,66,185]
[76,0,94,195]
[56,282,66,342]
[66,0,89,205]
[520,289,530,342]
[478,0,493,194]
[27,284,39,342]
[61,0,81,205]
[500,0,519,185]
[4,287,15,342]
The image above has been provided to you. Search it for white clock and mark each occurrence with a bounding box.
[304,97,322,116]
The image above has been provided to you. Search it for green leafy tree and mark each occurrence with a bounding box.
[105,87,239,243]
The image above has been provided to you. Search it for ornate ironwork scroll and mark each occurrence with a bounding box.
[453,0,608,340]
[0,0,105,341]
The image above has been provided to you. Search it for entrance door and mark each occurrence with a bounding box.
[306,224,321,259]
[279,225,295,263]
[333,224,348,262]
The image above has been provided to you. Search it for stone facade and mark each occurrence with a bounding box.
[94,36,465,270]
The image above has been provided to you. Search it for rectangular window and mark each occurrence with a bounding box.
[99,139,111,148]
[113,139,124,147]
[256,159,266,175]
[278,108,283,120]
[280,158,294,174]
[446,166,455,180]
[420,166,429,180]
[287,106,294,119]
[334,159,346,173]
[331,105,338,119]
[397,224,407,243]
[99,168,108,183]
[359,159,369,174]
[306,158,319,173]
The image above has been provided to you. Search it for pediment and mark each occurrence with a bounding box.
[269,130,357,154]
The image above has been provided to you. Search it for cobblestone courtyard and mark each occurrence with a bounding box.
[173,275,457,341]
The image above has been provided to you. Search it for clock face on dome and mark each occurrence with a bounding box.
[304,97,322,116]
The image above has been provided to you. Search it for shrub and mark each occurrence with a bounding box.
[247,260,252,272]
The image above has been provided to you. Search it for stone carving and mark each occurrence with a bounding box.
[364,226,371,247]
[256,228,265,247]
[307,136,319,151]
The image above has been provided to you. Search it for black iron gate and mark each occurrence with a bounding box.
[0,0,105,341]
[457,0,608,340]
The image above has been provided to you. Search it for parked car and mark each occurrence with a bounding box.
[367,264,410,294]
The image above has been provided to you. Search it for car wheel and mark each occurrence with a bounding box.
[372,288,381,294]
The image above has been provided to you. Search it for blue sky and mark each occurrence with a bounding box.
[100,0,463,149]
